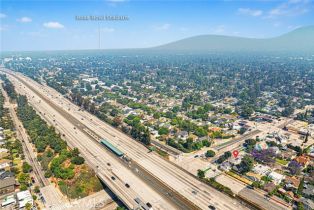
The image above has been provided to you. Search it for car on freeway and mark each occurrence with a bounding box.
[208,205,216,210]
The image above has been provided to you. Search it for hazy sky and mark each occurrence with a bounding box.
[1,0,314,51]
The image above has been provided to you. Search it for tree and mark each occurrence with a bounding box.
[205,150,216,158]
[158,127,169,135]
[239,127,247,135]
[112,116,122,127]
[34,186,40,193]
[116,207,126,210]
[238,105,254,118]
[224,151,231,158]
[18,173,30,186]
[216,151,232,164]
[25,203,32,210]
[153,112,161,119]
[288,160,302,175]
[44,170,52,178]
[90,103,96,114]
[297,202,304,210]
[282,106,294,117]
[251,148,276,165]
[22,162,33,173]
[202,140,211,147]
[238,155,254,174]
[197,169,205,179]
[71,156,85,165]
[71,148,80,157]
[195,127,207,137]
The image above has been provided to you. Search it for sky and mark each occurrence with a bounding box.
[1,0,314,51]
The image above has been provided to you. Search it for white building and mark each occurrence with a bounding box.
[1,195,16,208]
[16,190,33,209]
[268,171,285,185]
[252,164,271,176]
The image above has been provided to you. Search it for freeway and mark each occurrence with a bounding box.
[7,74,177,210]
[2,68,250,210]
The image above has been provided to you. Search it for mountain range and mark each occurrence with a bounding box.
[153,25,314,52]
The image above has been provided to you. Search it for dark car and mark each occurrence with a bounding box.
[208,205,216,210]
[125,183,130,188]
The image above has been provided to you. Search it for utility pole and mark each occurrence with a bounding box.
[98,21,101,49]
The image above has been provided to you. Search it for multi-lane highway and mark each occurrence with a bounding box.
[2,68,250,210]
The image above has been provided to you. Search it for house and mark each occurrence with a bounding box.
[304,171,314,183]
[255,115,273,123]
[263,182,276,193]
[219,161,232,171]
[279,149,297,160]
[197,136,211,143]
[176,131,188,140]
[268,171,285,185]
[269,146,280,155]
[0,159,12,171]
[232,124,242,131]
[295,155,310,167]
[1,195,16,208]
[309,146,314,158]
[302,184,314,198]
[150,130,159,138]
[0,177,16,196]
[300,198,314,210]
[0,148,9,159]
[17,190,33,209]
[284,176,300,190]
[0,171,14,180]
[252,164,271,176]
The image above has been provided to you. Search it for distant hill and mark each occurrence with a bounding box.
[154,26,314,52]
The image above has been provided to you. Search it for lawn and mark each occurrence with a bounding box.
[276,158,288,166]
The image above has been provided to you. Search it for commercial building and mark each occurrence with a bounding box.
[0,177,16,195]
[16,190,33,209]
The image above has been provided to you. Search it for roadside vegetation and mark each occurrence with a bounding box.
[2,75,103,199]
[16,95,103,198]
[0,82,31,191]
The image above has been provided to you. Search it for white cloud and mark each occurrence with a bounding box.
[273,22,281,27]
[238,8,263,17]
[43,21,64,29]
[154,23,171,31]
[179,27,188,32]
[0,25,8,31]
[0,13,7,18]
[266,0,310,18]
[106,0,127,2]
[106,0,128,6]
[212,25,226,34]
[17,17,32,23]
[288,25,302,30]
[100,27,115,33]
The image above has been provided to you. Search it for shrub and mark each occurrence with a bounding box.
[71,156,85,165]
